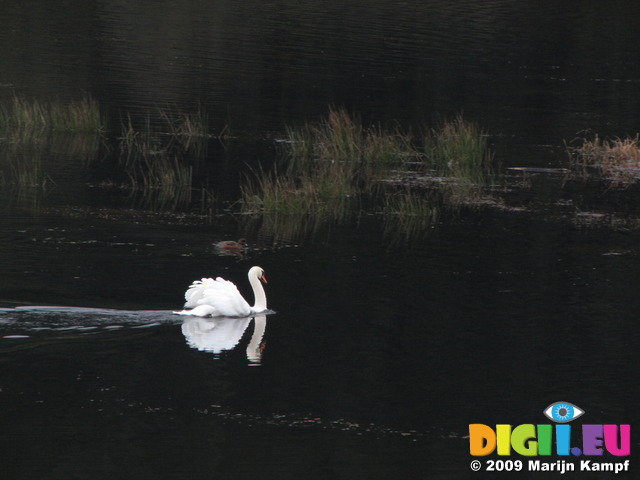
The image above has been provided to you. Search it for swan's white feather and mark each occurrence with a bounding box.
[176,266,267,318]
[173,304,219,317]
[182,277,251,317]
[184,278,214,307]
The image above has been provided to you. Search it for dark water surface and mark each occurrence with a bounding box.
[2,1,640,479]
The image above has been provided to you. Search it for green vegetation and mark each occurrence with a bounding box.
[126,155,194,211]
[0,140,49,212]
[423,115,492,184]
[0,96,498,242]
[0,95,103,138]
[241,169,357,225]
[0,95,210,212]
[125,155,192,191]
[159,105,209,138]
[118,113,164,161]
[382,188,441,247]
[241,107,421,229]
[241,108,493,243]
[118,108,210,159]
[282,107,413,182]
[116,114,198,211]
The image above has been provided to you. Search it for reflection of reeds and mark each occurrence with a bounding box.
[116,113,194,209]
[0,142,48,212]
[569,134,640,184]
[126,155,193,211]
[240,212,329,246]
[113,109,212,212]
[0,142,47,187]
[129,155,192,190]
[240,169,356,222]
[382,189,440,247]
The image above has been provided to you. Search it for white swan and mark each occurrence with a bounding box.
[174,266,268,317]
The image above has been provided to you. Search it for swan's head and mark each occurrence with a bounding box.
[249,266,267,284]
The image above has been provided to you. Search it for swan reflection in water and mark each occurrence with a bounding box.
[181,314,267,364]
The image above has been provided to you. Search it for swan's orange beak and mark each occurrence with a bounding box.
[260,273,267,283]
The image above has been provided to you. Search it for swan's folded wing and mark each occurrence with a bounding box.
[198,277,252,317]
[174,304,219,317]
[184,278,216,308]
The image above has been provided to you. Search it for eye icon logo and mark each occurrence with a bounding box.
[543,402,585,423]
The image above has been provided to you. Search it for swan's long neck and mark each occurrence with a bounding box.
[249,274,267,312]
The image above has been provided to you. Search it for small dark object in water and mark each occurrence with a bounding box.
[214,238,248,259]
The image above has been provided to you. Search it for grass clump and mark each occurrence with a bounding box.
[570,134,640,184]
[243,107,415,220]
[48,96,103,132]
[0,95,103,137]
[160,106,209,138]
[382,189,441,247]
[283,107,413,180]
[118,114,164,161]
[118,106,211,163]
[423,115,492,184]
[241,108,493,243]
